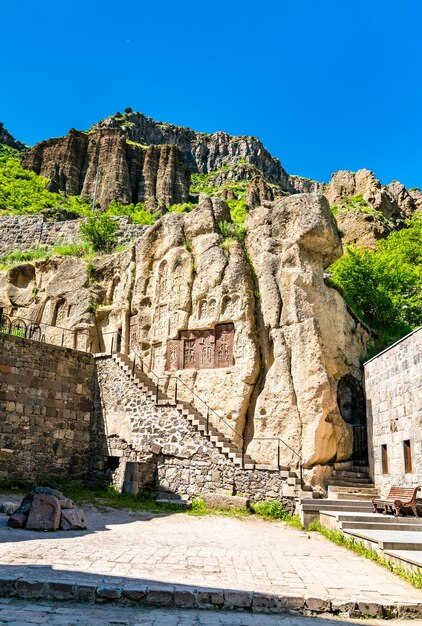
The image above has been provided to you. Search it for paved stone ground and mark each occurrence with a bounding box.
[0,498,421,611]
[1,598,422,626]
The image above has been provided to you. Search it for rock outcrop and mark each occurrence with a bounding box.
[94,111,294,188]
[246,176,275,208]
[0,122,26,151]
[0,193,369,476]
[21,128,191,208]
[325,169,422,247]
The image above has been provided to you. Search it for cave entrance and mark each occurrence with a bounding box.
[337,374,368,466]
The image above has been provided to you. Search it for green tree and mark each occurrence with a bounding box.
[330,215,422,349]
[80,215,118,253]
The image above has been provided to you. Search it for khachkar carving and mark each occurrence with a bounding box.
[166,323,234,371]
[129,315,139,348]
[198,298,218,320]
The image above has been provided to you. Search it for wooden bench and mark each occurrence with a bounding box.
[372,486,420,517]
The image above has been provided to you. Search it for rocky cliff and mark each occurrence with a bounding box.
[21,128,190,208]
[325,169,422,247]
[0,193,368,478]
[0,122,26,151]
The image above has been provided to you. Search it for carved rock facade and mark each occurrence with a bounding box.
[0,193,369,480]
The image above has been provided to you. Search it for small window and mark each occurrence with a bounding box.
[105,456,120,471]
[381,444,389,474]
[404,440,413,474]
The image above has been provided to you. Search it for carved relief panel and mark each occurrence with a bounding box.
[215,323,235,368]
[129,315,139,349]
[166,324,234,371]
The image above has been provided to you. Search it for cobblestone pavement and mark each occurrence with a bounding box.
[0,598,422,626]
[0,500,421,607]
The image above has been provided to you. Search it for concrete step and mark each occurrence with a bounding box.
[344,529,422,551]
[342,521,422,532]
[322,512,422,525]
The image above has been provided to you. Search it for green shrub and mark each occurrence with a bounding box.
[80,215,118,253]
[329,214,422,353]
[168,202,196,214]
[227,199,248,223]
[218,220,247,246]
[252,500,289,520]
[190,497,206,513]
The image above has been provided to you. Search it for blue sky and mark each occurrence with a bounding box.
[2,0,422,188]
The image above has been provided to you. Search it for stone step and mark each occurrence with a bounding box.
[333,461,354,470]
[112,354,266,471]
[327,491,377,501]
[332,470,370,479]
[255,464,284,472]
[324,512,422,525]
[301,501,374,513]
[350,465,369,473]
[326,478,374,486]
[328,485,377,493]
[342,521,422,532]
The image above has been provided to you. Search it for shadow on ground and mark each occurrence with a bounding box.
[0,562,406,621]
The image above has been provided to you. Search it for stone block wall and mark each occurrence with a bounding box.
[0,215,146,256]
[365,327,422,492]
[93,357,291,503]
[0,334,96,482]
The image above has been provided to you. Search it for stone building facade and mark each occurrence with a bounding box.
[0,334,96,482]
[365,327,422,493]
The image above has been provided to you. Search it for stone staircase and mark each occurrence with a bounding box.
[108,352,284,473]
[326,463,378,501]
[297,461,422,572]
[297,462,377,526]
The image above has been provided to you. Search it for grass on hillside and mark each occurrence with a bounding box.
[0,244,92,271]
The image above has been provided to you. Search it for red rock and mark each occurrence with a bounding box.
[7,513,28,528]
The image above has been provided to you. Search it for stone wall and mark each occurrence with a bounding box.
[365,327,422,492]
[0,215,146,256]
[92,357,290,502]
[0,334,96,482]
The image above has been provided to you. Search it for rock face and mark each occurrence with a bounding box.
[21,128,191,208]
[0,194,369,476]
[246,176,275,209]
[325,169,422,247]
[0,122,26,150]
[95,111,293,188]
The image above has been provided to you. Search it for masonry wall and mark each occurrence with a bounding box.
[365,327,422,493]
[0,334,96,482]
[93,357,291,504]
[0,215,146,256]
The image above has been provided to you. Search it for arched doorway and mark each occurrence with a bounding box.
[337,374,368,465]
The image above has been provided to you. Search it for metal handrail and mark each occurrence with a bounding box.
[0,318,304,480]
[101,329,304,480]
